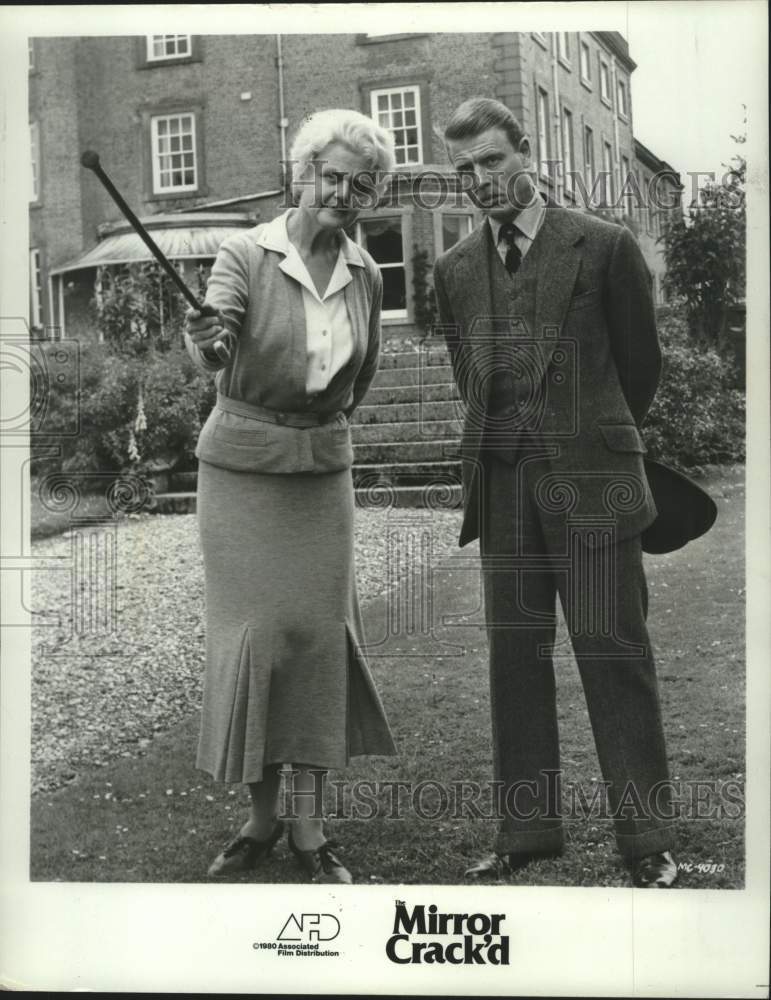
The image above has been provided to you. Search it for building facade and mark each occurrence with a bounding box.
[28,31,682,340]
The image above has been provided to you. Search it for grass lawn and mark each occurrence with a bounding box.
[30,466,745,888]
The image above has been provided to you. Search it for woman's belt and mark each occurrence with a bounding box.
[216,392,341,428]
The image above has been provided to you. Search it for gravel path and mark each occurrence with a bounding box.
[31,507,464,794]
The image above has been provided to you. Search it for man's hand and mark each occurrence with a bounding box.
[184,306,227,353]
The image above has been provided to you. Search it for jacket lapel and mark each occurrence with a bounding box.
[447,224,493,333]
[533,208,583,369]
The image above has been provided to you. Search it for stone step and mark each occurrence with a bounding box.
[362,382,460,406]
[378,347,450,369]
[353,459,461,485]
[354,400,464,425]
[372,364,455,388]
[151,491,197,514]
[355,483,462,509]
[353,439,461,464]
[352,419,461,444]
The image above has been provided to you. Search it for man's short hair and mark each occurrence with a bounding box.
[443,97,526,150]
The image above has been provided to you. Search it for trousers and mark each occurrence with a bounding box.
[480,453,676,860]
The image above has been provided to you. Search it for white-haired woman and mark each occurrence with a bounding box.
[184,109,397,884]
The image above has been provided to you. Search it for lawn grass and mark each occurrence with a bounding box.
[30,466,745,888]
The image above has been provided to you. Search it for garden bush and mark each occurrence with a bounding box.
[31,343,216,478]
[643,309,745,470]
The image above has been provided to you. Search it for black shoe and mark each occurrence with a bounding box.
[287,828,353,884]
[465,848,562,878]
[207,820,285,877]
[632,850,678,888]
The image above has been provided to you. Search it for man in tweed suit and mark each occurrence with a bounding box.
[433,97,678,887]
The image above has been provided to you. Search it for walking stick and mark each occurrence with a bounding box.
[80,150,233,363]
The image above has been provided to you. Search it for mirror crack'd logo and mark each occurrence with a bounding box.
[386,901,509,965]
[253,913,341,958]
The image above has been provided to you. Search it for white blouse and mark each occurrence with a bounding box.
[271,212,355,395]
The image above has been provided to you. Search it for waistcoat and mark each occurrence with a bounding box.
[483,223,545,463]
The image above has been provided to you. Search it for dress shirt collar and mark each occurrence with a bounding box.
[488,189,546,246]
[256,208,365,268]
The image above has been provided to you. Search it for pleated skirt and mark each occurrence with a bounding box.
[195,460,397,784]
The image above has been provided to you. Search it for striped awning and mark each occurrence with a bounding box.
[49,212,257,275]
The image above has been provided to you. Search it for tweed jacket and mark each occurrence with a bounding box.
[433,207,662,547]
[186,211,383,474]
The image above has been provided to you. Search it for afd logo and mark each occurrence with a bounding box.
[277,913,340,943]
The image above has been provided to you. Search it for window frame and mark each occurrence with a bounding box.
[434,211,475,255]
[536,86,551,182]
[146,34,191,62]
[30,248,43,329]
[617,77,629,120]
[620,153,632,217]
[583,124,595,187]
[579,39,592,87]
[599,57,611,106]
[561,105,575,200]
[369,84,424,167]
[602,139,614,206]
[150,111,199,196]
[355,212,410,321]
[557,32,571,68]
[532,32,549,50]
[137,35,200,69]
[30,121,40,203]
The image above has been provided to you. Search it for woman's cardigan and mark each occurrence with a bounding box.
[186,215,383,475]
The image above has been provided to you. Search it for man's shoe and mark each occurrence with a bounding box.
[465,849,562,878]
[207,820,285,877]
[288,829,353,884]
[464,853,508,878]
[632,850,678,888]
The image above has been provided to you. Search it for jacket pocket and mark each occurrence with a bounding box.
[566,287,601,313]
[598,423,647,454]
[213,425,268,446]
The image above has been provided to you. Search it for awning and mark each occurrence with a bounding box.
[49,212,257,276]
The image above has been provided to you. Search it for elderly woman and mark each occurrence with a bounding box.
[184,109,397,884]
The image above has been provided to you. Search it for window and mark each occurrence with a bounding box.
[355,217,407,318]
[440,214,473,253]
[150,113,197,194]
[146,35,191,61]
[370,87,422,165]
[580,40,591,83]
[621,154,632,216]
[602,141,614,205]
[617,78,628,118]
[557,32,570,64]
[584,125,595,186]
[30,122,40,202]
[30,249,43,328]
[600,59,610,104]
[537,88,550,179]
[561,107,574,198]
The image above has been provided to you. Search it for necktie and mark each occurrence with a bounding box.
[499,221,522,274]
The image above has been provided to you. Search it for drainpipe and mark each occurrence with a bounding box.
[551,35,563,205]
[276,35,288,190]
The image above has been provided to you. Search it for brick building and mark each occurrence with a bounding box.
[28,31,682,340]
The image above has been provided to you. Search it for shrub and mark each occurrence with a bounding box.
[643,310,745,470]
[31,343,216,477]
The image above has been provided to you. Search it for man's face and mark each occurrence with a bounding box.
[445,127,534,220]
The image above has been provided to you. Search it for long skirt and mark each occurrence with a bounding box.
[195,460,397,783]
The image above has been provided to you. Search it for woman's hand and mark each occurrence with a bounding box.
[184,307,227,353]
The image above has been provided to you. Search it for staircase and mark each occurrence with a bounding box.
[152,345,463,512]
[351,346,463,508]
